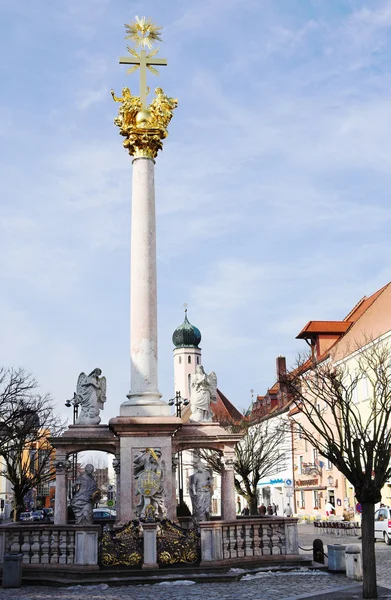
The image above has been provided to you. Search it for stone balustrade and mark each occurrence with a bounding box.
[200,518,299,565]
[0,524,99,566]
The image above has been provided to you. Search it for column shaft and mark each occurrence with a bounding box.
[122,157,169,416]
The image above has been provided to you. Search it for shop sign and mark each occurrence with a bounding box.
[295,478,319,487]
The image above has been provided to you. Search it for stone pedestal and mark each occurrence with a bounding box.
[75,528,99,565]
[142,523,158,569]
[122,157,169,417]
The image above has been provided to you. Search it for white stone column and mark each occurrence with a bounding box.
[221,454,237,521]
[54,458,69,525]
[122,157,169,417]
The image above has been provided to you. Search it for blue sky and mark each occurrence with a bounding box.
[1,0,391,422]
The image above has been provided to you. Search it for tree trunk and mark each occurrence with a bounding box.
[249,495,258,516]
[361,502,377,599]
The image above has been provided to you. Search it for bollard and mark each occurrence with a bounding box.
[327,544,346,572]
[313,538,325,564]
[345,545,362,581]
[2,553,23,588]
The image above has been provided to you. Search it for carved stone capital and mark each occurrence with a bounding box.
[221,454,235,470]
[122,126,165,159]
[112,458,121,474]
[55,459,71,473]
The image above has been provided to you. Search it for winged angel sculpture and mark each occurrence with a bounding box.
[75,368,106,426]
[189,366,218,423]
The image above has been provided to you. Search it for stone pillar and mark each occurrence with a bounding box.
[221,453,236,521]
[142,523,158,569]
[121,157,169,417]
[113,457,121,523]
[172,455,179,515]
[54,458,70,525]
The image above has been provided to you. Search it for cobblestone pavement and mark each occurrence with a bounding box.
[1,524,391,600]
[0,571,352,600]
[297,522,391,589]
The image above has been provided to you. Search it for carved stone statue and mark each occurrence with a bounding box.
[70,464,99,525]
[75,368,106,425]
[189,461,213,522]
[189,366,217,423]
[133,447,166,519]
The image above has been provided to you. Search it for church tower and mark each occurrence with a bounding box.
[172,308,202,400]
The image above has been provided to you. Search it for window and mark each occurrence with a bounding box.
[196,356,200,365]
[297,424,303,439]
[362,376,369,399]
[313,490,319,508]
[188,374,191,394]
[327,459,332,470]
[188,356,191,364]
[300,491,305,509]
[299,456,304,474]
[179,356,182,365]
[313,448,318,462]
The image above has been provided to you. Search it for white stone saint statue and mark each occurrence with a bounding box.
[75,368,106,425]
[189,366,217,422]
[70,464,99,525]
[189,460,213,522]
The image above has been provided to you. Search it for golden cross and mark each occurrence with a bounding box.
[119,49,167,107]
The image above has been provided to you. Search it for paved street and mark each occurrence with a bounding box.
[0,523,391,600]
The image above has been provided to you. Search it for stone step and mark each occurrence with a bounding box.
[1,557,315,587]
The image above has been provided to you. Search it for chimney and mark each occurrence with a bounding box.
[276,356,287,407]
[276,356,286,380]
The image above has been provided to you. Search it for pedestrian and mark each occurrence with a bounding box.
[267,504,273,515]
[258,503,266,516]
[284,504,293,517]
[273,503,277,515]
[325,501,335,517]
[241,506,249,516]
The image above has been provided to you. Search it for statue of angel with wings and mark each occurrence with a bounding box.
[189,366,217,423]
[75,368,106,426]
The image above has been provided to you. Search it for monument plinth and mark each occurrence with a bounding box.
[111,17,177,417]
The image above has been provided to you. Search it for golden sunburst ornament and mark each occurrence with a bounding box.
[125,16,163,49]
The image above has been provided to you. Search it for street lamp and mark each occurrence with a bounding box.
[65,393,81,486]
[168,391,189,417]
[168,391,189,505]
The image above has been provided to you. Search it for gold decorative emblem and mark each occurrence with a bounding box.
[100,521,143,568]
[157,520,200,565]
[112,17,177,159]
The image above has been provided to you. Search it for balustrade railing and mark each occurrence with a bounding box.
[0,524,99,566]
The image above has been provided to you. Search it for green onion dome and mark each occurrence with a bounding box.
[172,310,201,348]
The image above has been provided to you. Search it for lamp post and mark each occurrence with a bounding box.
[65,394,81,486]
[168,392,189,505]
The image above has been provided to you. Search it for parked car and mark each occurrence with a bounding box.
[20,512,33,522]
[93,508,116,521]
[374,506,391,544]
[31,510,44,521]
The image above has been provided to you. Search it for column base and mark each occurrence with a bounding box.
[121,391,171,417]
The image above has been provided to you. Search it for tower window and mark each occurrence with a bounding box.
[179,356,182,364]
[188,356,191,364]
[197,356,200,365]
[188,374,191,393]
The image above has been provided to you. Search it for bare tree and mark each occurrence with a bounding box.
[197,414,287,515]
[0,368,65,519]
[281,340,391,599]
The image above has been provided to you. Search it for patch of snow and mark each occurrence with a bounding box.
[156,580,196,585]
